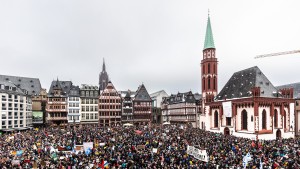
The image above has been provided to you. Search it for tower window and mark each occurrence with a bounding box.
[208,76,211,90]
[208,63,210,74]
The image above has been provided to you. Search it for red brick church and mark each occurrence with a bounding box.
[199,15,295,140]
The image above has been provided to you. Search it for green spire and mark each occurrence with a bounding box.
[203,15,215,50]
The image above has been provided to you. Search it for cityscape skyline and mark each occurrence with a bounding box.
[0,0,299,94]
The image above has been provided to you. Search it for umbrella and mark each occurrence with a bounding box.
[163,122,171,125]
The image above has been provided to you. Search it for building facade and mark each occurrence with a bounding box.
[0,75,44,127]
[80,85,99,125]
[161,91,199,127]
[0,81,31,130]
[99,58,109,92]
[46,80,72,126]
[120,90,135,124]
[199,16,295,140]
[98,81,122,126]
[133,84,152,125]
[68,85,80,125]
[200,66,295,140]
[277,82,300,136]
[150,90,169,124]
[32,89,47,126]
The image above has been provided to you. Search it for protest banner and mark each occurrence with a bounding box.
[137,145,145,150]
[83,142,93,151]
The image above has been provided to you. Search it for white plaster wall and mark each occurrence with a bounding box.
[236,107,254,132]
[258,107,271,131]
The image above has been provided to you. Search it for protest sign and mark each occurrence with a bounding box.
[83,142,93,151]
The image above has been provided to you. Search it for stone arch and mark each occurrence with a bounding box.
[224,127,230,136]
[276,129,281,139]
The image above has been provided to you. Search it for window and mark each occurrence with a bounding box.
[86,113,89,120]
[81,113,85,120]
[208,63,210,74]
[226,117,231,126]
[95,113,98,120]
[203,78,205,90]
[262,109,267,129]
[274,109,278,128]
[208,76,211,90]
[213,77,216,90]
[241,109,248,130]
[214,110,218,128]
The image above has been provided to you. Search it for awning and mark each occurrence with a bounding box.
[0,128,15,132]
[14,127,28,131]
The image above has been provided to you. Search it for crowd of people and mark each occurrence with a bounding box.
[0,124,300,169]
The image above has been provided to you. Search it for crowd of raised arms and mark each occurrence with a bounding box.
[0,124,300,169]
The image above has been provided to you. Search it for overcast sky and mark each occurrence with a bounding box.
[0,0,299,94]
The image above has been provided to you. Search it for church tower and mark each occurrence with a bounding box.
[201,14,218,104]
[99,58,109,92]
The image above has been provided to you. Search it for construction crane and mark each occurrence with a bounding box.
[254,50,300,59]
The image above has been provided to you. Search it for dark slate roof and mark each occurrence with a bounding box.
[0,80,26,96]
[0,74,42,96]
[165,91,196,104]
[134,84,152,101]
[48,80,72,96]
[217,66,278,100]
[119,90,136,98]
[276,82,300,99]
[69,85,80,97]
[193,93,202,101]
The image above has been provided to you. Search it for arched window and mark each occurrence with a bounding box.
[274,109,278,128]
[208,76,211,90]
[214,110,218,128]
[262,109,267,129]
[213,77,216,90]
[203,78,205,91]
[214,64,216,74]
[242,109,248,130]
[208,63,210,74]
[284,110,287,129]
[203,65,205,74]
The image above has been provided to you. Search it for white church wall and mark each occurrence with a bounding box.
[236,107,255,132]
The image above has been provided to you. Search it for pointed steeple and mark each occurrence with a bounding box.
[102,58,106,72]
[203,14,215,50]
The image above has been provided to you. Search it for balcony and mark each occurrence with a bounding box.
[47,117,67,121]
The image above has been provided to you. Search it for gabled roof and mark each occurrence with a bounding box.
[276,82,300,99]
[0,74,42,96]
[203,15,215,50]
[217,66,279,100]
[48,80,72,96]
[134,84,152,101]
[165,91,196,104]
